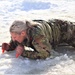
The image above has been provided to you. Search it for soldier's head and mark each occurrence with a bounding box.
[10,20,30,43]
[10,20,39,43]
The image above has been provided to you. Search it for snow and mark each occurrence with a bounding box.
[0,0,75,74]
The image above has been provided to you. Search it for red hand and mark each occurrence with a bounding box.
[2,49,5,53]
[16,45,24,58]
[2,43,10,53]
[16,53,20,58]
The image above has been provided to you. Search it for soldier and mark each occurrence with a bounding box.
[2,19,75,59]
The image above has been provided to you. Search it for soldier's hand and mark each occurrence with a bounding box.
[2,43,10,53]
[16,45,24,58]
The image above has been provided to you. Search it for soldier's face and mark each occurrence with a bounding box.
[10,31,27,43]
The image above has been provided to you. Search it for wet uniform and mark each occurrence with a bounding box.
[7,19,75,59]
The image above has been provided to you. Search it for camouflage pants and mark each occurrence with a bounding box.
[48,19,75,48]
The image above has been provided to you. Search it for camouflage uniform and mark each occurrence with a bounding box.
[7,19,75,59]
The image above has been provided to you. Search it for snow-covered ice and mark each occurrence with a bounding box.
[0,0,75,75]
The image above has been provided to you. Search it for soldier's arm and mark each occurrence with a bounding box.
[32,35,52,59]
[22,27,52,59]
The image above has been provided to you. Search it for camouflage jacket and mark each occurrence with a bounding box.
[7,19,75,59]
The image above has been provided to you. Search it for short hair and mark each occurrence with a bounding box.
[10,20,40,34]
[10,20,28,34]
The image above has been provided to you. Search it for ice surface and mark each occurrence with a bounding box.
[0,0,75,74]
